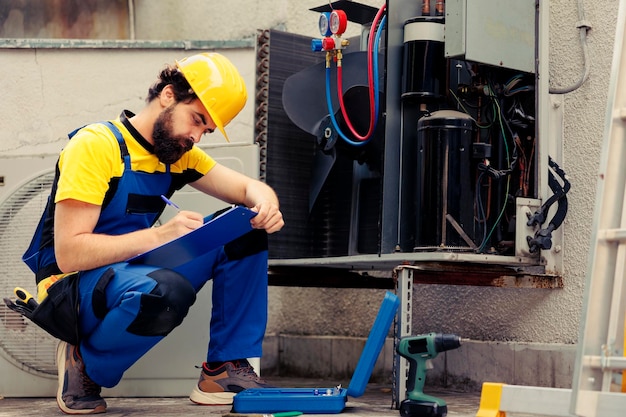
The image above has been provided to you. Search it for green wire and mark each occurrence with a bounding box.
[448,89,494,129]
[479,86,512,252]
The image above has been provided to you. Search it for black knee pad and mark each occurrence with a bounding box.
[126,269,196,337]
[224,228,268,261]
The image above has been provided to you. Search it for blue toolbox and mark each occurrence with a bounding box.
[232,291,400,414]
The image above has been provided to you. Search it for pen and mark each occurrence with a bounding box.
[160,194,180,212]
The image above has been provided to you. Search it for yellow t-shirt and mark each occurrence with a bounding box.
[56,117,216,205]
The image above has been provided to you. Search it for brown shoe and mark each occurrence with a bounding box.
[56,341,107,414]
[189,360,271,405]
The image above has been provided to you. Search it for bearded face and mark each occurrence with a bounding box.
[152,104,194,164]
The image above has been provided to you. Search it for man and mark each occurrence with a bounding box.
[22,52,284,414]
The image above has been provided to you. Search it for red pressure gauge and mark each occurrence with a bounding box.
[329,10,348,35]
[322,37,335,51]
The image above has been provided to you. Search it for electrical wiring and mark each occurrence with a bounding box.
[476,84,515,252]
[549,0,591,94]
[451,69,536,252]
[526,157,570,252]
[503,74,522,95]
[524,136,535,194]
[448,89,495,129]
[515,135,532,196]
[478,176,511,252]
[475,171,489,250]
[503,74,534,96]
[448,88,473,113]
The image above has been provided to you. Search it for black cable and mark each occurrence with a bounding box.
[526,157,570,252]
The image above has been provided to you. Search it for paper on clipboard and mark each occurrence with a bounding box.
[127,205,257,269]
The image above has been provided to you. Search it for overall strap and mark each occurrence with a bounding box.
[101,121,131,170]
[100,121,171,173]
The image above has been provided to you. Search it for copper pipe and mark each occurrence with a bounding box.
[436,0,445,16]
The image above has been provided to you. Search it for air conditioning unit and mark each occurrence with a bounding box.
[0,144,260,397]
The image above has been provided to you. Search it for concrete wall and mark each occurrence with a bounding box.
[0,48,255,155]
[132,0,376,41]
[0,0,621,390]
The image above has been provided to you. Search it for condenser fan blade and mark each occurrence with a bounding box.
[282,51,384,212]
[282,51,374,135]
[310,146,337,212]
[309,114,340,212]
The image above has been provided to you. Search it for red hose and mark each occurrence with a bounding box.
[336,3,386,142]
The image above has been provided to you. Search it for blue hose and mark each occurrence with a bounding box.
[373,15,386,130]
[325,14,387,146]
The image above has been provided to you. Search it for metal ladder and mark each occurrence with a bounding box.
[568,0,626,413]
[476,2,626,416]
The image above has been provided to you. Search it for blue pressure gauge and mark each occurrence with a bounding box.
[319,12,332,37]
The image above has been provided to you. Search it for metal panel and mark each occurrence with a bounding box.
[383,0,422,254]
[443,0,466,57]
[445,0,536,73]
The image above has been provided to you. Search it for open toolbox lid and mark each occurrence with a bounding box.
[346,291,400,397]
[232,291,399,414]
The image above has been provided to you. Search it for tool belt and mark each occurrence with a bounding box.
[3,272,80,345]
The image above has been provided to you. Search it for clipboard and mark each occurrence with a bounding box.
[127,205,257,269]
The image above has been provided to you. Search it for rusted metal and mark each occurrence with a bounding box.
[268,262,562,289]
[396,263,563,288]
[0,38,254,49]
[1,0,128,39]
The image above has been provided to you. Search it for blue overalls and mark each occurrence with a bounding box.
[23,122,268,388]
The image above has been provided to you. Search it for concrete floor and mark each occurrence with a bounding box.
[0,378,544,417]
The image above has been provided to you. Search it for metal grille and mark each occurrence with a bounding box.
[255,29,270,182]
[254,29,384,260]
[0,171,58,376]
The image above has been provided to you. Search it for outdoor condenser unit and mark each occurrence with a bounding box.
[257,0,564,282]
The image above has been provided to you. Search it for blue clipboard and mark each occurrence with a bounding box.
[127,205,257,269]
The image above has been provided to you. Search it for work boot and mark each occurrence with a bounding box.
[56,341,107,414]
[189,359,271,405]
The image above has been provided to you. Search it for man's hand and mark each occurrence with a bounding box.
[250,201,284,234]
[54,199,206,273]
[191,163,285,234]
[156,210,205,242]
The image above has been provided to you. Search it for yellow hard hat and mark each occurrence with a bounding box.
[176,52,247,142]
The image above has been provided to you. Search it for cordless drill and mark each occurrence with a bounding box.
[396,333,462,417]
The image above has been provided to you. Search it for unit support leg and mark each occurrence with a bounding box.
[393,266,413,409]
